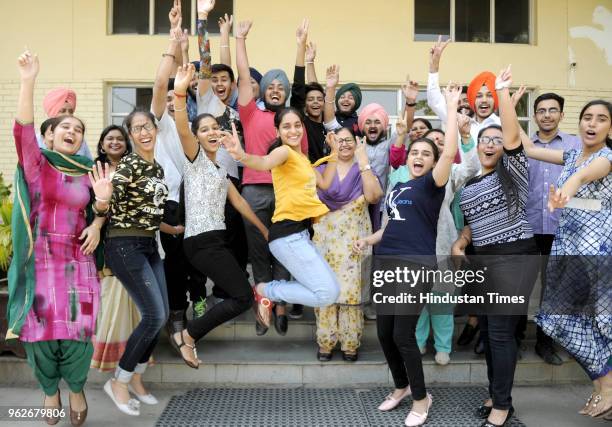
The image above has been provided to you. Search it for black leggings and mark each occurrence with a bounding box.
[183,230,254,340]
[377,314,427,400]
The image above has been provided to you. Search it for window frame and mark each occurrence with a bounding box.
[107,83,155,126]
[414,0,535,44]
[107,0,233,36]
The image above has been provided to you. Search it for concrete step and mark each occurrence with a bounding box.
[0,339,587,388]
[195,305,540,342]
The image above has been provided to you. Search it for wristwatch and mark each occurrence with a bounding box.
[360,164,372,173]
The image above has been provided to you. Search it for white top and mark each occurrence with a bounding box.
[154,110,184,202]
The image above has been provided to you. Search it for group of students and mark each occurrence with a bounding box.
[5,0,611,426]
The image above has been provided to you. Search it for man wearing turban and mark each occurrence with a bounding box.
[37,88,92,158]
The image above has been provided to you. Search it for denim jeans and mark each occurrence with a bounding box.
[266,230,339,307]
[104,236,169,382]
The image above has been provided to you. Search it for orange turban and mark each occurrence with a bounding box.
[43,88,77,118]
[467,71,498,111]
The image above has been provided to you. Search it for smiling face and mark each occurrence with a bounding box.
[211,71,233,104]
[102,129,128,163]
[335,128,356,161]
[364,117,384,143]
[128,113,157,156]
[57,101,75,116]
[477,127,504,172]
[474,85,495,121]
[534,99,563,134]
[338,92,355,114]
[305,89,324,120]
[51,117,84,155]
[407,141,437,178]
[426,130,445,154]
[195,116,222,155]
[264,79,286,106]
[458,93,473,116]
[277,111,304,148]
[409,120,430,141]
[579,104,612,149]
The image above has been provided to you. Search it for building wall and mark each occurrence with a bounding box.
[0,0,610,183]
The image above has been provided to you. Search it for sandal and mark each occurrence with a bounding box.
[173,330,199,369]
[589,390,612,418]
[579,392,595,415]
[253,285,273,329]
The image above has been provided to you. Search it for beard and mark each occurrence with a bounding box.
[264,101,284,113]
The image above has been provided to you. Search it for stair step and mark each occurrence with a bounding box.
[0,339,587,387]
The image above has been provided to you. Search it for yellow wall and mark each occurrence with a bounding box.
[0,0,611,182]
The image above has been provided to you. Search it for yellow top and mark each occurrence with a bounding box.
[271,147,329,223]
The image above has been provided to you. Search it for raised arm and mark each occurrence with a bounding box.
[495,65,522,151]
[427,36,451,122]
[218,13,233,66]
[291,19,309,109]
[196,0,215,96]
[223,122,288,170]
[400,77,418,134]
[432,84,461,187]
[16,50,38,125]
[236,20,254,106]
[548,156,612,211]
[152,27,181,119]
[173,64,199,160]
[305,42,318,83]
[313,133,339,190]
[354,136,383,203]
[323,65,340,126]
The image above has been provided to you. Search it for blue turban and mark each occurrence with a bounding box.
[259,69,290,100]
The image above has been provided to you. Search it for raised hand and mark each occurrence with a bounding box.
[401,75,419,104]
[296,18,309,45]
[221,123,245,160]
[457,113,471,138]
[396,110,409,137]
[547,184,570,212]
[176,28,189,54]
[169,0,182,29]
[88,161,113,203]
[236,20,253,39]
[218,13,233,35]
[174,63,196,93]
[354,136,368,166]
[443,82,462,107]
[511,85,527,108]
[17,49,39,81]
[305,41,317,62]
[495,64,513,90]
[325,131,339,155]
[197,0,216,15]
[325,65,340,88]
[429,35,451,72]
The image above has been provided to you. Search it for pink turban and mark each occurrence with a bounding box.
[43,88,77,118]
[358,103,389,132]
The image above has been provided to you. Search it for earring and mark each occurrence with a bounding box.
[100,148,106,154]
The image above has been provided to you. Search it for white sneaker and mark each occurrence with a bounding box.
[128,384,159,405]
[104,379,140,416]
[435,352,450,365]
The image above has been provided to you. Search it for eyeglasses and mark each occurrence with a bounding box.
[130,123,155,134]
[336,137,355,146]
[478,136,504,146]
[535,107,560,116]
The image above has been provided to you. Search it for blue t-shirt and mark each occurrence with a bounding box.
[378,171,445,262]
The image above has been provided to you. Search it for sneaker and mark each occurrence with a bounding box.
[435,352,450,365]
[192,297,207,319]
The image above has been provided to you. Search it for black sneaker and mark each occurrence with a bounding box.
[535,342,563,365]
[457,323,479,346]
[289,304,304,320]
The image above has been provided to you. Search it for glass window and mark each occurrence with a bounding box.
[495,0,529,44]
[110,87,153,125]
[154,0,190,35]
[359,90,399,117]
[455,0,490,42]
[112,0,149,34]
[414,0,450,41]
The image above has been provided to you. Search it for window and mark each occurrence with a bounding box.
[110,0,233,35]
[414,0,532,44]
[109,86,153,126]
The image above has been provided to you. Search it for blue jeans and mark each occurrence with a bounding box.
[104,236,169,382]
[266,230,339,307]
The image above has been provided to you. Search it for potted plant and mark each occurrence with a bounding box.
[0,173,24,358]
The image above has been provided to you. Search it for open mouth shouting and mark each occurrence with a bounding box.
[412,159,425,174]
[269,93,282,104]
[477,103,491,116]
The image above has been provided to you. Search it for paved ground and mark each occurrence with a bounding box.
[0,384,606,426]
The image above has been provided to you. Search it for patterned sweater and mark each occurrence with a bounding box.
[110,152,168,231]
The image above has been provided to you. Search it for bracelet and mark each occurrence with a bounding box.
[174,92,187,98]
[405,101,417,107]
[460,134,471,139]
[220,45,230,48]
[305,61,314,64]
[360,164,372,173]
[174,106,187,112]
[162,53,176,59]
[235,36,246,40]
[95,197,110,203]
[324,98,335,104]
